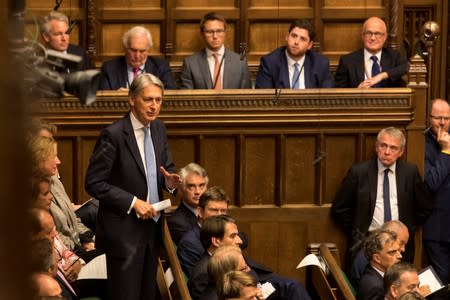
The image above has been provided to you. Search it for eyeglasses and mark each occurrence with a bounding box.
[363,31,385,39]
[203,29,225,36]
[430,115,450,122]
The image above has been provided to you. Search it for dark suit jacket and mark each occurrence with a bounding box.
[100,56,177,90]
[331,158,429,262]
[423,130,450,241]
[56,270,79,300]
[180,48,251,89]
[255,46,334,88]
[334,48,408,88]
[356,265,384,300]
[85,112,176,257]
[177,225,250,277]
[167,201,198,244]
[188,253,210,299]
[67,44,92,72]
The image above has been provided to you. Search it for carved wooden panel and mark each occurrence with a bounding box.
[323,135,358,204]
[101,24,162,57]
[284,135,316,205]
[175,0,235,6]
[323,0,382,7]
[100,0,161,8]
[248,23,287,57]
[27,0,81,9]
[243,137,277,205]
[201,136,237,204]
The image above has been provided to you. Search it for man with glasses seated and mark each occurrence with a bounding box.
[100,26,177,90]
[423,99,450,291]
[179,12,251,89]
[335,16,408,88]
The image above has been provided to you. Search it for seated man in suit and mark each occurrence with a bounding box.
[168,162,209,244]
[334,16,408,88]
[358,229,402,300]
[255,19,334,89]
[180,12,251,89]
[190,215,311,300]
[39,11,92,73]
[350,220,410,291]
[384,262,430,300]
[177,186,248,276]
[100,26,177,90]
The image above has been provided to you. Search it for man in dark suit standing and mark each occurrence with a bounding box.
[85,73,181,300]
[100,26,177,90]
[335,16,408,88]
[255,19,334,89]
[423,99,450,289]
[332,127,429,263]
[180,12,251,89]
[167,162,209,244]
[357,229,402,300]
[40,11,92,73]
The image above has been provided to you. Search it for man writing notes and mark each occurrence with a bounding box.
[85,73,181,300]
[255,19,334,89]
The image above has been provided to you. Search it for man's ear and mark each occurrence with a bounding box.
[211,237,221,248]
[42,33,50,43]
[390,285,399,298]
[373,253,381,265]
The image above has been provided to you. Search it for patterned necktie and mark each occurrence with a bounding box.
[383,168,392,222]
[292,62,300,89]
[212,52,222,90]
[133,68,140,80]
[370,56,383,87]
[143,126,160,222]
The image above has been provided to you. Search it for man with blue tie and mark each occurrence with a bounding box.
[335,16,408,88]
[331,127,430,264]
[255,19,334,89]
[85,73,181,300]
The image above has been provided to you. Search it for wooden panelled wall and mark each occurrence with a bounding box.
[35,56,428,284]
[26,0,448,99]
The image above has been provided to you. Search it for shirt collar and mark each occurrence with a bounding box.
[364,49,382,62]
[206,45,225,57]
[285,49,306,67]
[377,159,396,174]
[127,64,145,72]
[130,111,147,130]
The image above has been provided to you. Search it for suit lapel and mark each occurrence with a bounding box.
[123,114,146,177]
[304,52,312,88]
[355,49,365,83]
[380,48,391,71]
[119,57,129,88]
[395,161,405,220]
[280,50,290,88]
[200,50,213,89]
[222,48,230,89]
[368,159,378,216]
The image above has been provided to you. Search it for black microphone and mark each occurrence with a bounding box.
[239,44,247,61]
[273,88,281,105]
[312,152,327,165]
[66,20,77,34]
[54,0,63,11]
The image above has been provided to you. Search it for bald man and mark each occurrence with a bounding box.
[335,16,408,88]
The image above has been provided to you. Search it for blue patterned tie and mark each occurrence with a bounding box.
[370,56,383,87]
[292,62,300,89]
[143,126,160,222]
[383,168,392,222]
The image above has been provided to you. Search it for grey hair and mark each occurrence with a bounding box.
[377,127,406,149]
[40,11,69,34]
[364,229,397,260]
[122,26,153,49]
[128,73,164,97]
[179,163,209,189]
